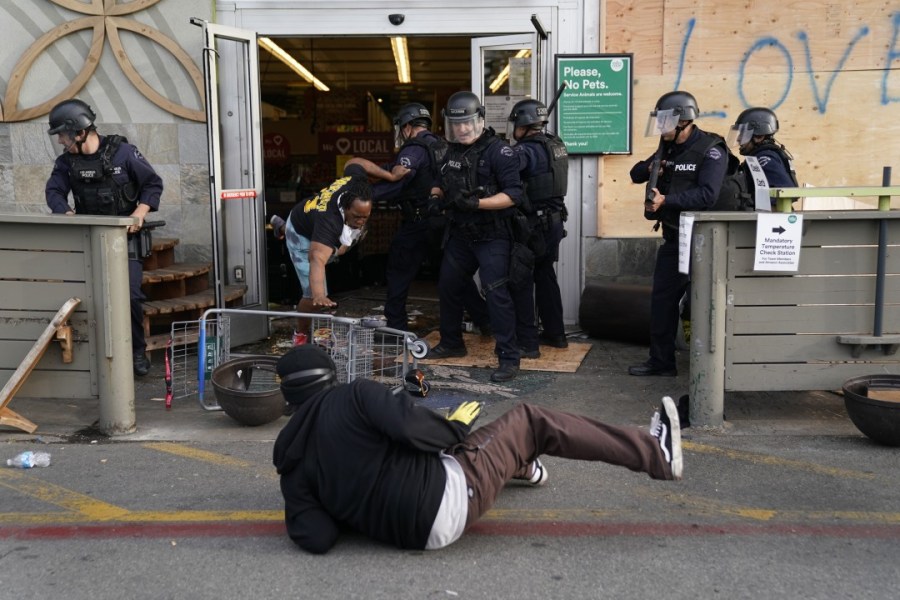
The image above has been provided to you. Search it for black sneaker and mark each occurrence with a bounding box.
[538,332,568,348]
[490,363,519,382]
[650,396,683,480]
[133,353,151,377]
[519,347,541,359]
[426,343,467,359]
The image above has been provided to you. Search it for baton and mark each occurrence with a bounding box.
[546,82,568,117]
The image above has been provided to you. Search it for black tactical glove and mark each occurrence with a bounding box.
[426,194,445,217]
[451,194,480,212]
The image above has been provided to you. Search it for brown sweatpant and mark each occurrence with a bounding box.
[449,403,673,529]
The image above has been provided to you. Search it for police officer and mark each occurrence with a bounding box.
[427,91,524,382]
[45,98,163,377]
[628,91,727,377]
[373,103,490,334]
[727,107,798,206]
[508,99,570,356]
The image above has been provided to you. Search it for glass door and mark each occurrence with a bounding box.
[471,34,539,140]
[194,19,268,346]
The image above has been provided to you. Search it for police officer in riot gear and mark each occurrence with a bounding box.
[627,91,727,377]
[374,102,490,333]
[428,91,525,382]
[508,99,570,355]
[45,98,163,376]
[727,107,798,198]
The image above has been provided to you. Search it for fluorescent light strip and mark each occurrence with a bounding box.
[488,49,531,93]
[258,37,330,92]
[391,36,411,84]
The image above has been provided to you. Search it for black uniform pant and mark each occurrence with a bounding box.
[533,218,566,339]
[384,218,488,332]
[439,234,519,366]
[129,258,147,356]
[647,238,688,371]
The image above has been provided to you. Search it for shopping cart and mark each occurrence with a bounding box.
[183,308,427,411]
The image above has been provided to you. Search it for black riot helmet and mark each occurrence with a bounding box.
[393,102,432,129]
[47,99,97,135]
[393,102,432,147]
[508,99,549,128]
[645,91,699,137]
[506,99,548,143]
[443,91,485,144]
[727,107,779,150]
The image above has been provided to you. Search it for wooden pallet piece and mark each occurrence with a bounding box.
[142,262,212,301]
[142,237,179,271]
[0,297,81,433]
[142,285,248,351]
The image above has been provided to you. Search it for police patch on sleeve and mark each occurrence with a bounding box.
[706,147,723,161]
[133,148,145,161]
[500,145,515,157]
[400,157,412,167]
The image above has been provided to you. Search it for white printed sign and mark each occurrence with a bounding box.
[744,156,771,211]
[754,213,803,271]
[678,213,695,274]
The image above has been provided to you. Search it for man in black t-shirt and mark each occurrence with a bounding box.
[282,165,373,333]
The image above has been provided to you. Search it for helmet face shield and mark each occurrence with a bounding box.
[726,123,754,148]
[445,114,484,144]
[645,108,680,137]
[393,123,407,149]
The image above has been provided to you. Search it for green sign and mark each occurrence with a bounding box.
[555,54,632,155]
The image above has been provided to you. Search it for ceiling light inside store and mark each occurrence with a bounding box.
[258,37,330,92]
[488,49,531,93]
[391,36,412,84]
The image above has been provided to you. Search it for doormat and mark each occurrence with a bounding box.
[417,331,591,373]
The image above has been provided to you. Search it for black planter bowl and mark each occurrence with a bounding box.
[211,355,285,426]
[842,374,900,446]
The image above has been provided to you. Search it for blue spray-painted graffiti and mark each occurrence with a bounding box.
[671,14,898,119]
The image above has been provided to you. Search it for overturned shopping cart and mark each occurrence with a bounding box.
[169,308,428,411]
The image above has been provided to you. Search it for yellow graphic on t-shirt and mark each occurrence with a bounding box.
[304,177,350,213]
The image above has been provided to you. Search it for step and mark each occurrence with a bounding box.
[143,284,247,351]
[143,237,179,270]
[141,262,211,301]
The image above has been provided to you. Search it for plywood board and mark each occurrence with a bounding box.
[418,332,591,373]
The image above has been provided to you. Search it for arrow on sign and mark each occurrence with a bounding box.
[771,226,786,234]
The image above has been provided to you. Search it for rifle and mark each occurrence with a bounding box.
[645,144,665,205]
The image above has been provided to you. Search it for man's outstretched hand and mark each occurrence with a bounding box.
[448,401,483,427]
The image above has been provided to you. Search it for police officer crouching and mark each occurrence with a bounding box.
[427,91,525,382]
[45,99,163,376]
[507,99,570,356]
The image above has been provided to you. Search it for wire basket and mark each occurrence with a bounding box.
[169,316,231,409]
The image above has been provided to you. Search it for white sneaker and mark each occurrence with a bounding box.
[650,396,683,480]
[528,458,549,486]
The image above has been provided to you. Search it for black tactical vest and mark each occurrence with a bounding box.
[517,132,568,211]
[68,135,138,216]
[653,130,724,235]
[397,133,445,209]
[443,130,508,232]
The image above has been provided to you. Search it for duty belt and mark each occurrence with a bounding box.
[529,208,564,230]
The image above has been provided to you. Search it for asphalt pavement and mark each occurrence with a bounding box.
[1,291,898,600]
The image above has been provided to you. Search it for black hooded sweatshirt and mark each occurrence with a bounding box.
[272,379,471,554]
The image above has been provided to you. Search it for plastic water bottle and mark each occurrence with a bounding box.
[6,450,51,469]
